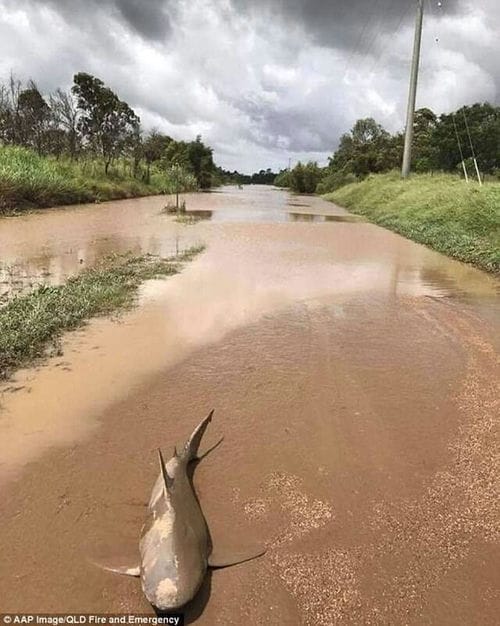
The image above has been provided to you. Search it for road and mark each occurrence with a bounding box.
[0,186,498,624]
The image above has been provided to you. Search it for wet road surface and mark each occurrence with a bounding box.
[0,186,498,624]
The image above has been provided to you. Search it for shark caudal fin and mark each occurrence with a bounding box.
[181,409,214,462]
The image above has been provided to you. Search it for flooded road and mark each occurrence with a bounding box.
[0,186,498,624]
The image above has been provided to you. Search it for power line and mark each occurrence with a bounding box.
[342,0,385,81]
[362,0,407,71]
[428,0,482,184]
[461,107,482,185]
[367,0,414,78]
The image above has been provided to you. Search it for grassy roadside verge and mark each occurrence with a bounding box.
[324,172,500,273]
[0,146,193,213]
[0,246,204,380]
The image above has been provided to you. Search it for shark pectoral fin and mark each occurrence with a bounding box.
[195,436,224,462]
[98,563,141,577]
[89,554,141,577]
[208,546,266,569]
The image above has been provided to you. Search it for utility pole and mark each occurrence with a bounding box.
[402,0,425,178]
[462,109,483,186]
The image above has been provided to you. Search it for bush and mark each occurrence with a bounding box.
[316,170,358,194]
[274,170,291,188]
[289,161,323,193]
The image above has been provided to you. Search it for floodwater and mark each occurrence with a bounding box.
[0,185,498,624]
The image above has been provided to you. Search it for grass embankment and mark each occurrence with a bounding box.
[0,246,204,380]
[324,172,500,273]
[0,146,188,212]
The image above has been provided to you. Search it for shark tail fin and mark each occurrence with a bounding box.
[181,409,214,462]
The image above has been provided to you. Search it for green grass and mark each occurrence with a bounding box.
[0,146,196,212]
[0,245,205,379]
[324,172,500,273]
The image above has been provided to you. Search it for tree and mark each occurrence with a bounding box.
[350,117,387,144]
[124,125,143,179]
[412,107,438,172]
[274,169,291,188]
[250,168,277,184]
[163,139,191,169]
[49,88,80,158]
[43,127,68,158]
[143,130,172,183]
[290,162,305,192]
[188,135,215,189]
[0,74,22,145]
[0,72,228,185]
[289,161,322,193]
[17,81,51,154]
[0,83,12,144]
[329,118,394,177]
[163,163,197,200]
[72,72,140,173]
[162,136,215,189]
[433,103,500,175]
[302,162,322,193]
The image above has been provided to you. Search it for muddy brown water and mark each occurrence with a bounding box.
[0,186,498,624]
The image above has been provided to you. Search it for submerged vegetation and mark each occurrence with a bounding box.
[174,214,203,225]
[0,246,204,379]
[324,173,500,273]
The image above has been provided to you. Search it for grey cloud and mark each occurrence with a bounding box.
[230,0,463,51]
[15,0,173,41]
[112,0,172,40]
[236,97,344,153]
[0,0,499,173]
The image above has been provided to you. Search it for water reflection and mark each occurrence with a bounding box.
[0,185,497,307]
[182,208,365,223]
[0,227,201,303]
[288,212,365,223]
[184,210,213,220]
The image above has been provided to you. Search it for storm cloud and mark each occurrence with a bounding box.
[0,0,498,172]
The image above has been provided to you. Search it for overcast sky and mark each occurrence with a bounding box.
[0,0,498,172]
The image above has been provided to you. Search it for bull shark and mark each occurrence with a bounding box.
[99,410,265,611]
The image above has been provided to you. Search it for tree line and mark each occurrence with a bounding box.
[0,72,219,189]
[216,168,278,185]
[276,102,500,193]
[3,74,496,195]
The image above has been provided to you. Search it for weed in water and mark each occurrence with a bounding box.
[0,246,205,379]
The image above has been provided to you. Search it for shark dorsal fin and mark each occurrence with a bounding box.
[158,448,173,492]
[173,446,178,458]
[182,409,215,461]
